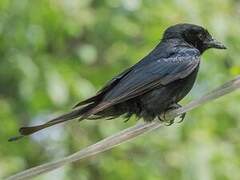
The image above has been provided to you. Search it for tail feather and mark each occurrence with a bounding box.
[9,103,101,142]
[19,109,82,136]
[10,95,119,141]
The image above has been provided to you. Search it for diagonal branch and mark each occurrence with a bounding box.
[6,76,240,180]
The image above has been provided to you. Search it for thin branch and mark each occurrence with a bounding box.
[6,76,240,180]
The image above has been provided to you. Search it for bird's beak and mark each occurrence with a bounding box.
[205,38,227,49]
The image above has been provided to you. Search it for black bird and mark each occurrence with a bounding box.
[10,23,226,141]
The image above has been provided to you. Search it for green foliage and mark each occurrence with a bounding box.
[0,0,240,179]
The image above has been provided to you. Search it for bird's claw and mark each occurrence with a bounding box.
[177,112,186,123]
[164,119,175,126]
[157,103,186,125]
[157,112,174,126]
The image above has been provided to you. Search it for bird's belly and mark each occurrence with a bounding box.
[140,68,199,119]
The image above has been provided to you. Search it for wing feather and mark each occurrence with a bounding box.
[84,49,200,116]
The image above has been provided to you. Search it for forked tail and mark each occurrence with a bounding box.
[9,103,98,141]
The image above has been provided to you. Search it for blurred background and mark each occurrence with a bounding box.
[0,0,240,179]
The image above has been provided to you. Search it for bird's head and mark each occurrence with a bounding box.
[163,23,226,53]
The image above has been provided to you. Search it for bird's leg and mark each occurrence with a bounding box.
[157,103,186,125]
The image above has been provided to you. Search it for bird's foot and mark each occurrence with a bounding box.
[157,103,186,125]
[157,113,174,126]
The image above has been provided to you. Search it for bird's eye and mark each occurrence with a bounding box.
[197,33,205,40]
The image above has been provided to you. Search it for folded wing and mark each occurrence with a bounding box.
[83,48,200,117]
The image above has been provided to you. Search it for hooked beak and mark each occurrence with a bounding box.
[205,38,227,49]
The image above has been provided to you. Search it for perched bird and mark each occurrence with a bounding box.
[10,23,226,141]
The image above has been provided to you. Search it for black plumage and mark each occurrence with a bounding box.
[12,23,226,139]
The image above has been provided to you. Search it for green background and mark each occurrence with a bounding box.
[0,0,240,179]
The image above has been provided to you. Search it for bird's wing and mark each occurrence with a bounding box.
[85,49,200,116]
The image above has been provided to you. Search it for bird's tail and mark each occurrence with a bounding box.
[9,103,97,141]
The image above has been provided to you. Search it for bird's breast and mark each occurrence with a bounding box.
[139,65,199,114]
